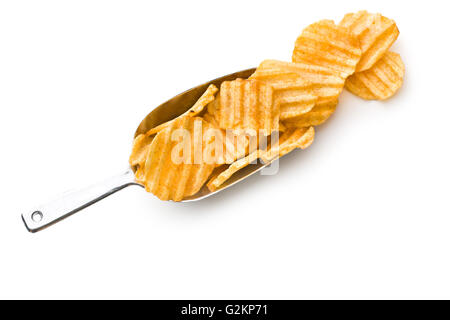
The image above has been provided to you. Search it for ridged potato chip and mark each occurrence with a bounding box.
[146,84,218,136]
[140,116,216,201]
[262,127,315,162]
[292,20,362,79]
[282,100,338,128]
[254,77,318,121]
[345,51,404,100]
[129,133,154,169]
[251,59,345,107]
[213,79,279,136]
[206,150,264,192]
[340,11,399,72]
[207,127,315,191]
[277,90,317,120]
[130,133,155,183]
[205,109,275,159]
[202,112,251,164]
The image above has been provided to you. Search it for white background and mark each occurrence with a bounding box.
[1,0,449,299]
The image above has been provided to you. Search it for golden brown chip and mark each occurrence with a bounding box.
[340,11,399,72]
[255,77,317,120]
[282,100,338,128]
[251,59,345,125]
[292,20,362,79]
[146,84,218,136]
[214,78,279,136]
[262,127,315,162]
[206,150,264,192]
[129,134,155,184]
[202,110,220,128]
[129,134,154,169]
[139,116,216,201]
[202,112,251,164]
[207,127,315,192]
[251,60,345,106]
[205,165,229,188]
[345,51,405,100]
[278,91,317,120]
[206,93,219,118]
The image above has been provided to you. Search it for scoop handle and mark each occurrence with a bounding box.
[21,169,140,233]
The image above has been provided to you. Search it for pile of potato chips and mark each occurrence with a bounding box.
[130,10,404,201]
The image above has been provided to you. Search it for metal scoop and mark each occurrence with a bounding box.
[21,68,279,233]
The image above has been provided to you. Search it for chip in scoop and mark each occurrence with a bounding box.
[130,134,154,169]
[146,84,218,136]
[206,150,264,192]
[213,78,279,136]
[207,127,315,192]
[202,112,251,164]
[139,117,216,201]
[262,127,315,163]
[282,100,338,128]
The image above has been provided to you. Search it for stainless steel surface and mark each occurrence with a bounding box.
[23,68,290,233]
[22,170,140,233]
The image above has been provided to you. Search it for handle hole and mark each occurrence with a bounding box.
[32,211,43,222]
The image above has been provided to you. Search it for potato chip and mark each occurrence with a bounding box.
[129,134,154,169]
[129,134,155,183]
[251,59,345,125]
[207,127,315,191]
[202,109,221,128]
[292,20,362,79]
[282,100,338,128]
[206,150,264,192]
[252,77,317,120]
[251,60,345,106]
[140,116,216,201]
[146,84,218,136]
[205,109,276,161]
[206,93,220,118]
[345,51,405,100]
[202,112,250,164]
[205,165,228,191]
[278,90,317,120]
[262,127,315,162]
[340,11,399,72]
[214,78,279,135]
